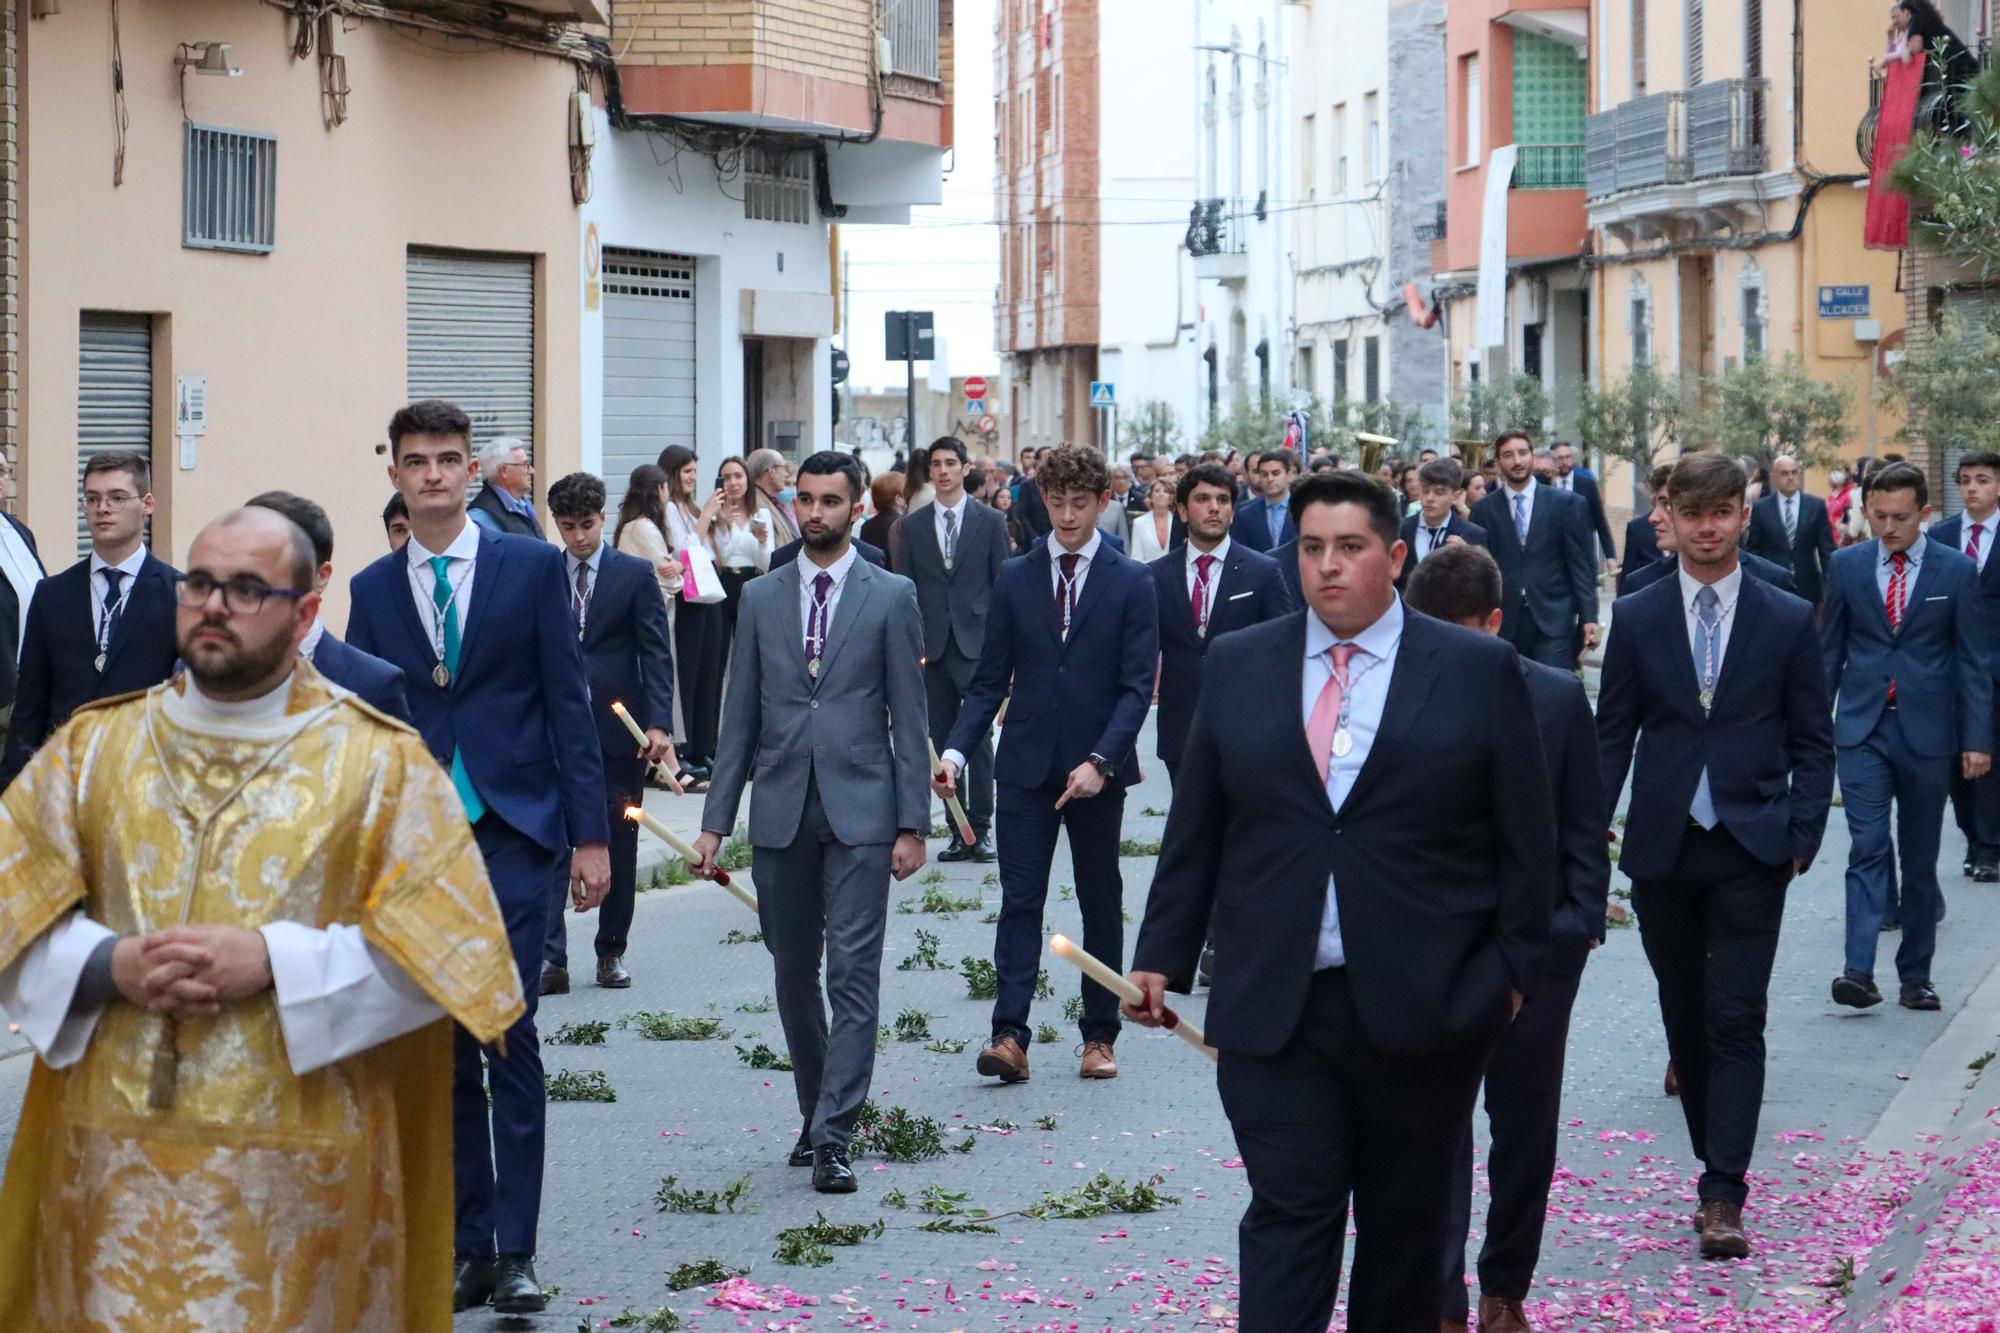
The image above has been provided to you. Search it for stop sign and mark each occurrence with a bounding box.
[964,376,988,400]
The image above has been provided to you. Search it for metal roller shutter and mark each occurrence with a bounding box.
[76,313,154,559]
[600,248,697,500]
[405,250,536,459]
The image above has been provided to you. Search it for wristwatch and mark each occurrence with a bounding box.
[1086,753,1115,778]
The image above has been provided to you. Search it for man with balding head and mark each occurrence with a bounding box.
[1744,454,1835,607]
[749,448,802,545]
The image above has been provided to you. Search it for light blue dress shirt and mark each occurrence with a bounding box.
[1875,533,1927,605]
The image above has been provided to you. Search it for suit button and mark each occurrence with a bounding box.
[809,699,820,710]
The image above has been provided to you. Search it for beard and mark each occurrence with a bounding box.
[179,619,296,697]
[803,519,852,552]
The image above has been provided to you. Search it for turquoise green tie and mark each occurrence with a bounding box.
[431,556,486,824]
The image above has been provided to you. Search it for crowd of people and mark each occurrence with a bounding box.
[0,398,1991,1332]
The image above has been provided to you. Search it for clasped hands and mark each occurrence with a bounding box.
[110,925,274,1018]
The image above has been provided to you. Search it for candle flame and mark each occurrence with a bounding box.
[1049,933,1073,954]
[623,806,644,821]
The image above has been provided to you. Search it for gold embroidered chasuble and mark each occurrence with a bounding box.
[0,665,525,1332]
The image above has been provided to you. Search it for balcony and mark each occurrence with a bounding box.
[1513,144,1586,191]
[1586,79,1780,242]
[1858,41,1991,166]
[1186,199,1249,283]
[881,0,941,87]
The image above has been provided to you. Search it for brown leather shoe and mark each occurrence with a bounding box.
[1664,1060,1679,1097]
[975,1035,1030,1083]
[1079,1041,1118,1079]
[1696,1199,1750,1259]
[1477,1293,1532,1332]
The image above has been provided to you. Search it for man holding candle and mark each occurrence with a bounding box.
[690,451,930,1196]
[542,471,676,994]
[1124,470,1553,1331]
[936,444,1159,1084]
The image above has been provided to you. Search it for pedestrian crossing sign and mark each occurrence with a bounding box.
[1090,382,1116,408]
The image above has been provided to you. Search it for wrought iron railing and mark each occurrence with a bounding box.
[1185,199,1246,257]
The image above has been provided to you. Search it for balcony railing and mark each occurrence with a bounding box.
[1513,143,1586,190]
[1859,40,1991,167]
[1185,199,1247,257]
[1587,80,1769,200]
[881,0,940,81]
[1689,78,1768,178]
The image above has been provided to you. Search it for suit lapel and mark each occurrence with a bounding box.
[580,558,614,649]
[813,558,873,690]
[909,502,943,578]
[1900,547,1941,634]
[1340,614,1442,812]
[1063,546,1117,644]
[457,528,505,666]
[1277,614,1334,814]
[1029,544,1064,647]
[389,550,438,668]
[1706,576,1755,713]
[1857,544,1896,637]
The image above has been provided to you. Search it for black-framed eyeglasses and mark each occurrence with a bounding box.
[175,572,309,615]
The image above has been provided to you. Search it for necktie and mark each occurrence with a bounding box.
[97,568,126,663]
[943,507,958,565]
[806,570,833,669]
[1784,497,1797,543]
[1887,550,1908,705]
[1691,585,1720,830]
[1970,523,1984,566]
[430,556,485,823]
[1513,492,1529,542]
[1192,553,1216,631]
[1056,552,1080,636]
[1268,502,1283,545]
[1305,644,1360,785]
[1426,526,1445,558]
[572,559,591,631]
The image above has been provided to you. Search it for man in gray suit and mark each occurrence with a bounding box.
[692,450,931,1194]
[888,435,1010,862]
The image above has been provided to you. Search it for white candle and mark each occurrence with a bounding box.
[623,806,758,914]
[610,701,685,794]
[1048,933,1217,1063]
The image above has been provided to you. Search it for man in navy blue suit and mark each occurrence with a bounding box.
[1616,464,1672,596]
[1550,441,1617,568]
[1599,452,1834,1260]
[936,444,1158,1084]
[1926,450,2000,881]
[1408,543,1607,1333]
[244,491,410,723]
[1230,449,1298,553]
[346,400,608,1316]
[1469,432,1599,668]
[1396,457,1487,589]
[542,472,676,993]
[2,450,180,790]
[1126,470,1553,1331]
[1743,454,1836,607]
[1821,461,1991,1013]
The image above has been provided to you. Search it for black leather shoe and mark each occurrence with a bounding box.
[452,1256,495,1312]
[1880,918,1903,933]
[968,833,997,863]
[812,1144,857,1193]
[937,838,976,863]
[789,1117,815,1168]
[1900,980,1942,1011]
[1975,864,2000,883]
[1832,971,1884,1009]
[539,964,570,996]
[492,1254,546,1314]
[597,955,632,988]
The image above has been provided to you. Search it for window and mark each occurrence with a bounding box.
[1462,56,1482,167]
[1631,296,1652,365]
[1301,113,1316,198]
[1298,344,1315,398]
[1686,0,1704,87]
[1333,103,1350,192]
[183,124,277,253]
[1256,39,1271,205]
[1363,335,1381,404]
[1741,266,1767,360]
[1632,0,1648,95]
[743,147,813,223]
[1333,337,1350,405]
[1745,0,1762,77]
[1364,91,1383,184]
[1204,64,1219,197]
[1230,57,1245,202]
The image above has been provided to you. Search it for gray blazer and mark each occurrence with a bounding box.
[887,498,1010,661]
[702,554,932,847]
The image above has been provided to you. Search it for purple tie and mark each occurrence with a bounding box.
[806,570,834,667]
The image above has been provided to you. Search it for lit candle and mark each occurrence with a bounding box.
[1047,933,1217,1063]
[926,737,977,847]
[611,701,684,794]
[623,805,758,914]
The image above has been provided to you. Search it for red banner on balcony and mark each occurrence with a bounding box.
[1865,52,1925,251]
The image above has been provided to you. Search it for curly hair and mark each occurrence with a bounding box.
[1033,444,1111,498]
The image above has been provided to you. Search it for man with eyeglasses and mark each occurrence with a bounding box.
[468,437,549,541]
[0,449,179,790]
[0,453,46,747]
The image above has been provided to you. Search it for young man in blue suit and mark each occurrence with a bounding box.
[1821,461,1992,1013]
[1925,450,2000,881]
[1230,450,1298,553]
[1396,458,1487,589]
[2,450,180,790]
[543,471,676,994]
[1469,431,1599,668]
[936,444,1159,1084]
[346,400,609,1315]
[1599,452,1835,1260]
[245,491,411,723]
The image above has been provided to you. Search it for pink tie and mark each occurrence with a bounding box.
[1970,523,1984,564]
[1192,553,1216,630]
[1306,644,1359,784]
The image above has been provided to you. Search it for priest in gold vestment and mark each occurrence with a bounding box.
[0,506,526,1331]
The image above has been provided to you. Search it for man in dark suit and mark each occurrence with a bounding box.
[1396,457,1488,589]
[1551,442,1617,568]
[772,535,887,570]
[1152,462,1293,784]
[937,445,1158,1083]
[346,400,608,1315]
[244,491,410,723]
[1012,471,1053,542]
[542,471,676,992]
[1821,461,1991,1013]
[1599,452,1835,1260]
[1616,465,1672,596]
[2,450,180,790]
[467,437,549,540]
[889,436,1011,862]
[1930,449,2000,881]
[1408,544,1608,1333]
[1230,449,1298,553]
[1126,470,1553,1331]
[1272,534,1302,606]
[1469,432,1599,668]
[0,454,44,740]
[1744,454,1836,606]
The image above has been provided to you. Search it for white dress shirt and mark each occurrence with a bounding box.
[404,520,481,662]
[1554,473,1574,492]
[0,516,41,656]
[88,545,147,642]
[797,542,859,652]
[1048,528,1103,619]
[1303,596,1404,970]
[565,540,605,638]
[933,493,970,561]
[1184,536,1232,611]
[1414,517,1454,561]
[0,671,442,1074]
[1779,492,1800,541]
[300,617,328,664]
[1963,512,1995,573]
[1502,477,1539,539]
[714,513,774,571]
[1678,562,1743,675]
[1876,533,1927,604]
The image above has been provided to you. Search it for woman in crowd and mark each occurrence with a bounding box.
[697,456,773,707]
[654,443,721,791]
[859,471,904,554]
[1128,476,1177,563]
[614,463,687,780]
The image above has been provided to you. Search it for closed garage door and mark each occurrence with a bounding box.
[405,250,535,456]
[601,248,696,497]
[77,312,153,559]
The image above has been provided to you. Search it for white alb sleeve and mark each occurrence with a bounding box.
[260,921,444,1076]
[0,911,116,1069]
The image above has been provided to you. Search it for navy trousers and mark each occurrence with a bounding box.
[455,816,562,1259]
[1839,708,1947,984]
[545,753,645,968]
[1950,702,2000,869]
[991,778,1125,1046]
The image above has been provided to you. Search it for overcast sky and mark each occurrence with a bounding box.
[842,0,1000,393]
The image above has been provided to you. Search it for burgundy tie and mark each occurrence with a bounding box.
[806,570,833,667]
[1192,553,1216,631]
